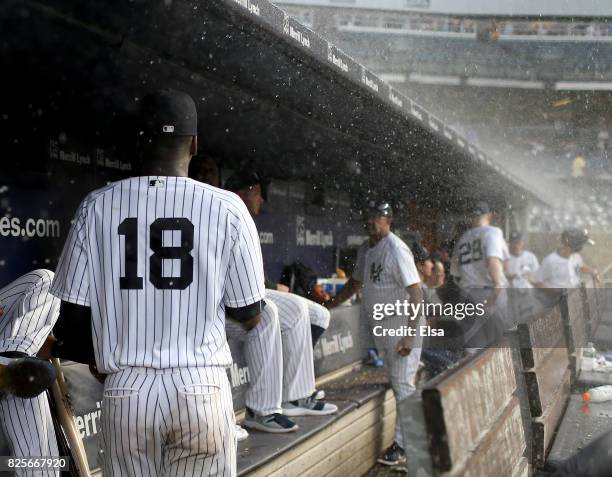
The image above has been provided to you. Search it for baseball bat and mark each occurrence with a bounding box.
[46,389,81,476]
[50,358,92,477]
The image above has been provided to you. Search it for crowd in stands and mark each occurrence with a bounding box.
[283,4,612,40]
[528,191,612,233]
[463,125,612,179]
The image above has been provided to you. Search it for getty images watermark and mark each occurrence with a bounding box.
[371,300,486,338]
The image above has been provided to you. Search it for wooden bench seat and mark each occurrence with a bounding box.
[518,293,612,472]
[400,347,529,476]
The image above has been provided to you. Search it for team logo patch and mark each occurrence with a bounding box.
[370,263,383,283]
[149,179,165,188]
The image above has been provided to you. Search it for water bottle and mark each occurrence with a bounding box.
[583,385,612,403]
[582,343,597,372]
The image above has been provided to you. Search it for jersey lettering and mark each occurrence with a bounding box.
[458,238,483,265]
[119,217,194,290]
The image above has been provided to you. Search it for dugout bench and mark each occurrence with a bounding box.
[0,305,397,477]
[399,286,612,476]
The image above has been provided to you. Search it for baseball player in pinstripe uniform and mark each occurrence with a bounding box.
[190,161,336,434]
[50,90,266,476]
[223,171,331,345]
[0,269,60,476]
[327,201,423,466]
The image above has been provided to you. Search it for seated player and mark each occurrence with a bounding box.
[223,169,331,346]
[190,159,336,435]
[0,270,60,476]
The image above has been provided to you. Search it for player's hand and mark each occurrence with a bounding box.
[396,336,414,357]
[485,288,501,308]
[276,284,290,293]
[37,335,57,360]
[592,271,602,287]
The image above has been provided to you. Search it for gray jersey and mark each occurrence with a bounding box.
[51,176,265,373]
[453,225,509,289]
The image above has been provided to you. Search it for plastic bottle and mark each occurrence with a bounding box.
[581,343,597,372]
[582,385,612,403]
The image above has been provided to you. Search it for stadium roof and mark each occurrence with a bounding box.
[1,0,551,210]
[274,0,612,18]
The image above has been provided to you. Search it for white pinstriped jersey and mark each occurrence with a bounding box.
[353,232,421,321]
[0,269,60,355]
[51,176,265,373]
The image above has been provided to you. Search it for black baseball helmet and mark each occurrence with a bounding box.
[561,228,594,252]
[367,200,393,218]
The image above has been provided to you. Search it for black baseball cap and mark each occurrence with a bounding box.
[139,89,197,137]
[509,231,523,243]
[367,200,393,218]
[469,201,491,217]
[225,170,268,199]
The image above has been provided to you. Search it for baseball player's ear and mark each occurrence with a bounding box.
[190,136,198,156]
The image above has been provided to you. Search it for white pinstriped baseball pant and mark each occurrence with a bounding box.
[0,392,59,477]
[100,366,235,477]
[372,315,422,448]
[225,289,316,416]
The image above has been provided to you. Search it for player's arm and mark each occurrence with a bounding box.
[49,200,96,363]
[485,257,505,304]
[487,257,505,288]
[579,264,601,286]
[226,300,265,331]
[393,246,423,355]
[51,302,96,364]
[532,260,550,289]
[265,277,289,293]
[396,282,423,356]
[325,277,362,309]
[224,203,267,330]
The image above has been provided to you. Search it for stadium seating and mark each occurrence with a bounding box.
[333,33,612,82]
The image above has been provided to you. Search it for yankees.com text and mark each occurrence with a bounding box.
[0,216,61,238]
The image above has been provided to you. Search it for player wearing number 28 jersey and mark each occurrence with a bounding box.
[453,202,509,290]
[452,202,510,348]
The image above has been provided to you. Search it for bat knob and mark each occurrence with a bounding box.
[5,357,57,398]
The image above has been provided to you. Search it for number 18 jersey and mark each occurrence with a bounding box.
[50,176,266,373]
[453,225,509,289]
